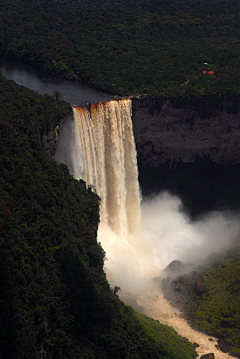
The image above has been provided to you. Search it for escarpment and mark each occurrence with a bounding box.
[132,96,240,215]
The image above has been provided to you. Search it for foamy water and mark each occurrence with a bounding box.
[137,290,235,359]
[56,99,141,237]
[56,98,239,359]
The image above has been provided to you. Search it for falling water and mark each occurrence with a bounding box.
[3,61,238,358]
[55,98,239,358]
[56,99,141,237]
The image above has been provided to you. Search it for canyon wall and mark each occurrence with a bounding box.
[42,113,71,157]
[132,95,240,167]
[131,95,240,215]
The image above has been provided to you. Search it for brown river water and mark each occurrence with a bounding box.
[137,290,236,359]
[2,59,237,359]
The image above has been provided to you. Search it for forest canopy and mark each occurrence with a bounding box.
[0,70,197,358]
[1,0,240,357]
[162,242,240,357]
[1,0,240,96]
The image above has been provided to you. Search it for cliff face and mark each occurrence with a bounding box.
[42,112,72,157]
[132,95,240,167]
[131,96,240,215]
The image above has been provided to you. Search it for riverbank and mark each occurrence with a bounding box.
[137,290,236,359]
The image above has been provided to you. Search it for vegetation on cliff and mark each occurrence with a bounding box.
[0,73,197,357]
[1,0,240,96]
[1,0,240,355]
[161,242,240,357]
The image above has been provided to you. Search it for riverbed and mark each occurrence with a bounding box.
[1,59,237,359]
[137,290,236,359]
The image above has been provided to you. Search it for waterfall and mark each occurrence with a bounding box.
[55,98,240,359]
[56,99,141,238]
[55,97,240,295]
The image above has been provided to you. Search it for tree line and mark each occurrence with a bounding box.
[1,0,240,96]
[0,70,197,358]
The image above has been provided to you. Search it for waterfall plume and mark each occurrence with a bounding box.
[55,98,240,296]
[56,99,141,238]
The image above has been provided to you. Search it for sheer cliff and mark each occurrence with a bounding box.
[132,96,240,216]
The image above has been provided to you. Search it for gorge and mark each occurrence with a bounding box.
[3,60,240,217]
[2,0,240,356]
[55,97,239,359]
[132,96,240,216]
[2,62,240,358]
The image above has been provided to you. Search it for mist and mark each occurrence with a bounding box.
[55,103,240,300]
[55,117,84,179]
[55,102,240,358]
[99,191,240,296]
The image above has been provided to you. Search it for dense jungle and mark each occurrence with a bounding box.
[1,0,240,357]
[0,73,197,358]
[1,0,240,96]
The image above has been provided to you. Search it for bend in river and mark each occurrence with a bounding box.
[0,59,116,106]
[137,289,236,359]
[1,59,237,359]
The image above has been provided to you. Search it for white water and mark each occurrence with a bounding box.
[71,100,140,237]
[56,99,239,358]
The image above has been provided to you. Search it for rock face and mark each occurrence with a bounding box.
[161,260,194,278]
[216,338,233,354]
[131,95,240,215]
[200,354,214,359]
[42,112,72,157]
[132,95,240,167]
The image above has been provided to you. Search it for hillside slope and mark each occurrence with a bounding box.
[162,243,240,357]
[0,72,197,358]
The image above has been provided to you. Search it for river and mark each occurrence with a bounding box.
[137,290,236,359]
[1,59,236,359]
[0,59,115,106]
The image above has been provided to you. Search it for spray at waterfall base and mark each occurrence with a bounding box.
[55,99,240,298]
[99,191,240,297]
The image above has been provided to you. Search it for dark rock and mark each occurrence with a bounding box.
[132,95,240,217]
[42,112,71,157]
[161,260,195,278]
[200,354,214,359]
[194,276,206,295]
[132,95,240,167]
[193,342,200,348]
[216,338,233,353]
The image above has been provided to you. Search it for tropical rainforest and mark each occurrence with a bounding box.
[1,0,240,357]
[162,241,240,357]
[0,73,198,358]
[1,0,240,96]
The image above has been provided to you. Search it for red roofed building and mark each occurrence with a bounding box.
[203,70,214,75]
